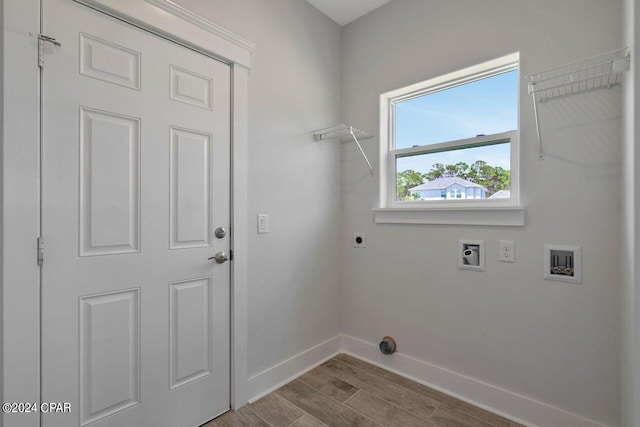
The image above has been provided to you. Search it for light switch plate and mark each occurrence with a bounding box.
[257,214,268,234]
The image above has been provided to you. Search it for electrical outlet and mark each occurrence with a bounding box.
[499,240,515,262]
[353,233,366,248]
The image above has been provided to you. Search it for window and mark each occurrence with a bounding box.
[381,53,520,209]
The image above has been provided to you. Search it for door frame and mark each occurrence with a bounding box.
[1,1,254,425]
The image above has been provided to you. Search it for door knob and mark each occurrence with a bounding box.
[208,251,229,264]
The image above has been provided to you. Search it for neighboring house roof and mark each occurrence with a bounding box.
[489,190,511,199]
[409,177,486,192]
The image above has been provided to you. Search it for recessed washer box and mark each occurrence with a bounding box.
[544,244,581,284]
[458,240,485,272]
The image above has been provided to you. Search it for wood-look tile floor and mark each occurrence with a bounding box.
[204,354,525,427]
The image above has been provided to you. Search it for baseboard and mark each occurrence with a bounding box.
[341,334,610,427]
[245,334,610,426]
[246,335,342,403]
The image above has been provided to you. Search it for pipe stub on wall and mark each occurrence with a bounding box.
[379,336,397,355]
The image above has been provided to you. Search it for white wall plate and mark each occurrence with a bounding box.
[458,239,485,272]
[544,244,581,284]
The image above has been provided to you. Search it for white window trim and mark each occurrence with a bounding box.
[377,53,525,226]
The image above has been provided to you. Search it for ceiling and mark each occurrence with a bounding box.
[305,0,392,26]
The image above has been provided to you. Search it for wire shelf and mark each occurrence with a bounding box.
[525,47,630,160]
[526,47,629,102]
[311,124,374,175]
[312,124,373,143]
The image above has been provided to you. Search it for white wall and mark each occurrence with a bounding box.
[341,1,622,425]
[1,2,41,426]
[172,0,344,380]
[0,0,4,410]
[622,0,639,425]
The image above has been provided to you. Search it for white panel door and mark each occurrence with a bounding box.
[41,1,231,426]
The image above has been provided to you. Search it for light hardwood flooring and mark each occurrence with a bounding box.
[204,354,525,427]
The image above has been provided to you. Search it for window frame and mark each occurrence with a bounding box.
[380,53,521,210]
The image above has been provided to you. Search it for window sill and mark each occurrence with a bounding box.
[372,206,525,226]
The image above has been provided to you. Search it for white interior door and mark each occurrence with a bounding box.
[41,1,231,426]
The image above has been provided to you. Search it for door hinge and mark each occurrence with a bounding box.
[37,236,44,266]
[37,34,61,68]
[230,250,234,261]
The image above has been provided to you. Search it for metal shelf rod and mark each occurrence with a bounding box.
[530,93,544,160]
[348,126,374,175]
[311,124,374,175]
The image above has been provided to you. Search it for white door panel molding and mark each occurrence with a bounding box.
[41,2,231,425]
[1,0,252,425]
[76,0,254,68]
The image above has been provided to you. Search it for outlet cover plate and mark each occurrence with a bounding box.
[353,233,366,248]
[499,240,515,262]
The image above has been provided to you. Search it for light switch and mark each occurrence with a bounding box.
[257,214,268,234]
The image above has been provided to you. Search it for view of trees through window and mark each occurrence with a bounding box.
[394,69,517,203]
[395,140,512,201]
[397,160,511,201]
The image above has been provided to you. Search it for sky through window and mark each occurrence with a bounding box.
[395,70,518,172]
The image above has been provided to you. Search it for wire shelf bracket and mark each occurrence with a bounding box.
[526,47,630,159]
[312,124,374,175]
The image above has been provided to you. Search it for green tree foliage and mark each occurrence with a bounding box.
[424,163,445,181]
[396,160,510,200]
[396,169,428,201]
[476,164,510,195]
